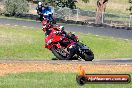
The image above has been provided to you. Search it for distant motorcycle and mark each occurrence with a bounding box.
[42,20,94,61]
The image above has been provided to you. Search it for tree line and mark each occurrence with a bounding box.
[1,0,132,24]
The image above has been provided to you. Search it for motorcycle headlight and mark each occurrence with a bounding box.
[69,45,73,49]
[47,39,52,45]
[43,25,47,29]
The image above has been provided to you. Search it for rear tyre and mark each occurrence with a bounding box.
[51,46,73,60]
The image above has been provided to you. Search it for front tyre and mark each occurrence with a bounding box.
[82,50,94,61]
[77,42,94,61]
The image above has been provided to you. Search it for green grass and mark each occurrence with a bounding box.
[0,72,131,88]
[0,25,132,60]
[0,15,36,22]
[0,25,54,60]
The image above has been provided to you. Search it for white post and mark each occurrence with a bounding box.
[76,9,79,21]
[129,15,132,27]
[52,6,55,17]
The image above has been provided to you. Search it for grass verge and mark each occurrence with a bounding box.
[0,72,131,88]
[0,15,36,22]
[0,25,132,60]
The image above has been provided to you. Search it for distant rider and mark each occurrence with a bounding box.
[42,3,54,23]
[36,2,43,21]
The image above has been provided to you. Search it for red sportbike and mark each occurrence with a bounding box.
[42,20,94,61]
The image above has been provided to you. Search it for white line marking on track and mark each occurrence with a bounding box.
[14,25,19,27]
[14,25,18,26]
[124,39,129,41]
[28,27,33,28]
[22,26,27,28]
[6,24,10,25]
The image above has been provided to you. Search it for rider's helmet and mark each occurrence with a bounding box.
[38,2,42,6]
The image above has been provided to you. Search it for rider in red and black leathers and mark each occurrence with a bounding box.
[41,19,76,48]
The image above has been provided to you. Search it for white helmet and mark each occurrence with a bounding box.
[38,2,42,6]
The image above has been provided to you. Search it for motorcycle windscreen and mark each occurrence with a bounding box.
[42,6,54,15]
[42,6,54,21]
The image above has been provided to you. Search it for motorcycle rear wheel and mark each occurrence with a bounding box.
[51,46,73,60]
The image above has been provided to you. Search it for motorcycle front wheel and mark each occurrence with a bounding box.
[77,42,94,61]
[80,49,94,61]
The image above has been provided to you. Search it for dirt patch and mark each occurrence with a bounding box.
[0,63,132,76]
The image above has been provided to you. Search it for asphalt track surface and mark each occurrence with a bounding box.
[0,59,132,65]
[0,18,132,40]
[0,18,132,64]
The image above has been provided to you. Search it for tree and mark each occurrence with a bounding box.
[95,0,108,24]
[40,0,77,9]
[4,0,29,16]
[129,0,132,3]
[128,0,132,14]
[81,0,108,24]
[82,0,89,3]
